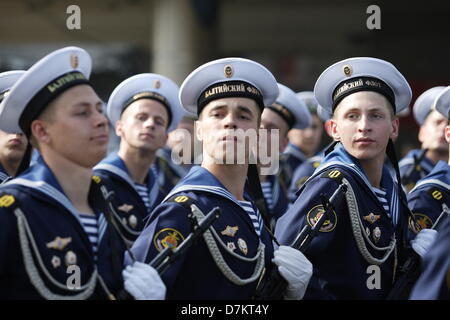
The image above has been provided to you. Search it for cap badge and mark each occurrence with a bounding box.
[153,80,161,89]
[343,64,352,77]
[224,64,233,78]
[70,54,79,69]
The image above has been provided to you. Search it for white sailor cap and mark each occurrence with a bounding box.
[434,85,450,119]
[267,83,311,129]
[412,86,447,125]
[314,57,412,115]
[317,105,332,122]
[0,71,26,104]
[296,91,331,121]
[107,73,185,132]
[179,57,279,115]
[0,46,92,135]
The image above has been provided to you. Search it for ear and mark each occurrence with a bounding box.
[389,117,399,141]
[195,120,203,141]
[445,125,450,143]
[329,118,340,141]
[115,120,123,137]
[279,135,289,153]
[161,132,168,147]
[417,125,426,144]
[324,120,333,137]
[30,119,50,145]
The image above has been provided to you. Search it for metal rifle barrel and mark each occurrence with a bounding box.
[150,207,221,275]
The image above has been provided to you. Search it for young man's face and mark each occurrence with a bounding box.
[0,130,27,165]
[330,91,398,163]
[418,109,448,155]
[260,108,289,153]
[116,99,169,153]
[33,84,109,168]
[287,114,323,156]
[196,97,260,165]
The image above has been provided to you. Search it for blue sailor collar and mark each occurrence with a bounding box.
[163,165,254,209]
[2,156,108,241]
[399,149,434,173]
[411,160,450,193]
[94,152,157,191]
[283,142,306,162]
[309,143,401,225]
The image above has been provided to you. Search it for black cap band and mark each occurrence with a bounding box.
[197,80,264,115]
[332,76,396,112]
[19,71,91,136]
[121,91,173,128]
[267,102,296,129]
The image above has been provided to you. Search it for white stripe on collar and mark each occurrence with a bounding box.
[95,163,159,209]
[5,178,86,230]
[164,184,253,214]
[5,178,110,244]
[94,163,135,190]
[410,178,450,193]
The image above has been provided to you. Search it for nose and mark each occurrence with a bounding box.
[223,112,237,129]
[143,117,157,130]
[357,115,372,133]
[93,108,108,129]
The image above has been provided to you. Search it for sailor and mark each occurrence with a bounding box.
[288,104,333,202]
[0,47,165,300]
[282,91,327,177]
[128,57,313,299]
[407,85,450,237]
[399,86,448,192]
[93,73,184,243]
[0,71,28,184]
[156,111,201,180]
[259,83,311,224]
[275,57,437,299]
[409,215,450,300]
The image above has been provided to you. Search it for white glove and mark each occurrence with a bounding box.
[411,228,438,258]
[122,261,166,300]
[272,245,313,300]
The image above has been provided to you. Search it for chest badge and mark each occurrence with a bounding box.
[65,251,77,266]
[46,237,72,251]
[373,227,381,243]
[227,242,236,252]
[363,213,381,224]
[221,225,239,237]
[237,238,248,255]
[128,214,138,229]
[118,203,134,213]
[51,256,61,269]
